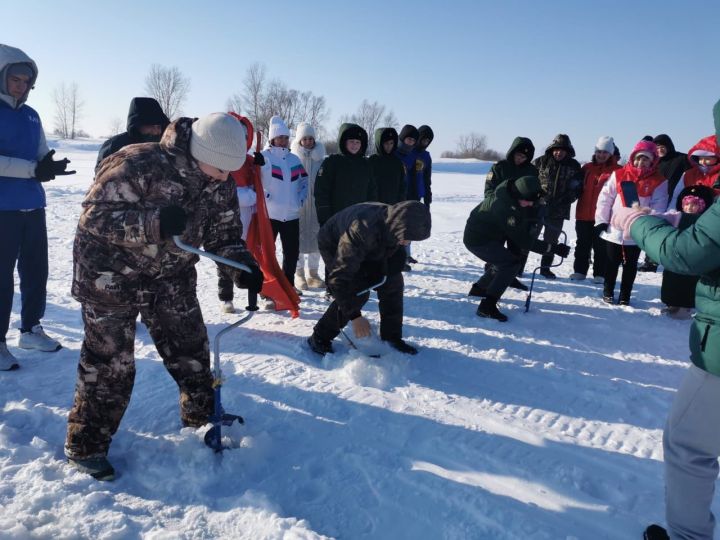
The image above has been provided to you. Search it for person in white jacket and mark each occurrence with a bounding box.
[594,139,668,305]
[260,116,308,290]
[290,123,326,289]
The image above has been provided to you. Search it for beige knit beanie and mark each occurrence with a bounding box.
[190,113,246,171]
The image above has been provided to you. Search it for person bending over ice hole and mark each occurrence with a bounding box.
[64,113,263,481]
[463,176,570,322]
[307,201,431,356]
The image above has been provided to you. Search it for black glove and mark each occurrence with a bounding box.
[234,264,264,293]
[34,150,76,182]
[594,223,609,234]
[253,152,265,166]
[159,206,187,238]
[552,243,571,258]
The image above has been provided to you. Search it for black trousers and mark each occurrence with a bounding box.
[604,243,641,301]
[573,220,607,277]
[540,217,565,269]
[467,240,522,300]
[271,218,300,288]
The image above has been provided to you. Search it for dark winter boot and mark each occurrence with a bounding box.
[407,255,418,264]
[643,524,669,540]
[638,260,658,273]
[307,334,334,355]
[539,268,557,280]
[386,339,418,355]
[468,283,487,297]
[476,297,508,322]
[509,277,529,291]
[602,295,615,304]
[67,456,115,481]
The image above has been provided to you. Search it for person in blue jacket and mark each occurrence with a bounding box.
[613,98,720,540]
[0,44,75,370]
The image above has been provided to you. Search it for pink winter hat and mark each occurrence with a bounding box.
[631,140,658,163]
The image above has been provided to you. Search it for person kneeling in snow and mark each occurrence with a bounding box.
[65,113,263,481]
[464,176,570,322]
[307,201,431,356]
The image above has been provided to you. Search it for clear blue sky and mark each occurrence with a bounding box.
[5,0,719,159]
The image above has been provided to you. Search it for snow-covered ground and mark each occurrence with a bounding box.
[0,140,704,539]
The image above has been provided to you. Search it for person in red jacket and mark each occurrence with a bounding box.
[667,135,720,209]
[570,136,621,283]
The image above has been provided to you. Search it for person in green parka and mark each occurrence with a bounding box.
[614,98,720,540]
[463,176,570,322]
[314,123,377,226]
[368,127,406,205]
[483,137,538,198]
[474,136,539,294]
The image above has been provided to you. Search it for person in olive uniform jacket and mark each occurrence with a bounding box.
[464,176,570,322]
[307,201,431,356]
[368,127,406,205]
[478,136,539,291]
[532,134,583,278]
[314,123,377,226]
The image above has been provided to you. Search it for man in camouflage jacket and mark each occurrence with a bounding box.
[532,134,583,277]
[65,114,262,480]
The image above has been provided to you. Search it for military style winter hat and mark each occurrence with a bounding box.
[514,176,545,201]
[595,136,615,153]
[268,115,290,142]
[190,113,247,172]
[399,124,420,142]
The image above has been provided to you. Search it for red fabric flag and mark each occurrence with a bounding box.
[229,113,300,317]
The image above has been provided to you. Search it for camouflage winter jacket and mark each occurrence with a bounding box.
[72,117,256,306]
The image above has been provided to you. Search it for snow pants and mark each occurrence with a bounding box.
[540,217,565,270]
[604,243,640,302]
[467,240,522,300]
[664,364,720,540]
[573,220,606,278]
[0,209,48,341]
[271,218,300,288]
[65,293,213,460]
[313,272,404,343]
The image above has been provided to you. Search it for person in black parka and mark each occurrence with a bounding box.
[314,123,377,226]
[368,127,406,205]
[95,97,170,171]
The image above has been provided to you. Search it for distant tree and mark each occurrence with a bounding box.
[53,82,84,139]
[340,100,397,154]
[144,64,190,119]
[441,132,502,161]
[107,116,123,137]
[231,62,329,140]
